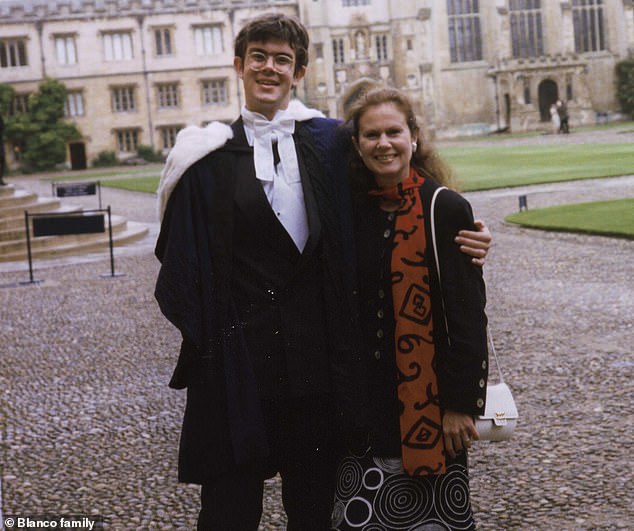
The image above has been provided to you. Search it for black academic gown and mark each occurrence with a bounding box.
[155,117,365,483]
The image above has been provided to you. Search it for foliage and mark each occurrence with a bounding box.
[92,150,119,167]
[136,144,164,163]
[1,78,81,172]
[0,84,15,115]
[615,57,634,118]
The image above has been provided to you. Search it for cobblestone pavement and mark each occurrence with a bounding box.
[0,128,632,530]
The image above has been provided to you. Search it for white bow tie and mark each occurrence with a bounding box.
[241,108,308,251]
[242,110,300,185]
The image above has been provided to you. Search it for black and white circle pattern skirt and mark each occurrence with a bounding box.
[331,452,475,530]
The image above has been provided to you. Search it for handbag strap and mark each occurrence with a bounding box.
[429,186,504,383]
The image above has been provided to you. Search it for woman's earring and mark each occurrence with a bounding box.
[412,142,418,151]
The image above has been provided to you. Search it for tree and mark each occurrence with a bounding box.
[0,84,13,183]
[615,56,634,119]
[2,78,81,172]
[0,84,14,114]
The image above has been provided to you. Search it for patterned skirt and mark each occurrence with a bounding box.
[331,452,475,530]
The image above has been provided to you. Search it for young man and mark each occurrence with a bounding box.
[155,13,491,530]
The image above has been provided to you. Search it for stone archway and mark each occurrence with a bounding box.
[538,79,558,122]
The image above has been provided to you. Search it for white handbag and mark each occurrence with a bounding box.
[473,329,518,441]
[430,187,518,442]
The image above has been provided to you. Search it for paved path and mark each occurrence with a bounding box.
[0,127,632,529]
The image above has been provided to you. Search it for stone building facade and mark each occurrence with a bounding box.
[0,0,632,168]
[0,0,302,168]
[301,0,634,137]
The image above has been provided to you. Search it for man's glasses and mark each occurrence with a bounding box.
[245,50,294,74]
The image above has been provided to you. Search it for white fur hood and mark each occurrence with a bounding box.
[157,100,325,221]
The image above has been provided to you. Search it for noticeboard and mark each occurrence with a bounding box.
[54,182,97,197]
[32,214,105,237]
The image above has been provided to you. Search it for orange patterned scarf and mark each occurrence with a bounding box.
[369,168,446,476]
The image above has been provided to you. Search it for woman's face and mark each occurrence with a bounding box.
[353,102,416,188]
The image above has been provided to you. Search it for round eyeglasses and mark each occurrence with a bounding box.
[245,50,295,74]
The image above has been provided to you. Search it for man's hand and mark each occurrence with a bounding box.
[455,219,491,266]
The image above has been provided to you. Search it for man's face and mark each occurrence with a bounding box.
[234,39,306,120]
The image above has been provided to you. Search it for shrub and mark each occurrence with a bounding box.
[92,150,118,167]
[615,56,634,118]
[136,144,163,162]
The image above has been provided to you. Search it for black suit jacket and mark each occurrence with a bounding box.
[229,120,332,399]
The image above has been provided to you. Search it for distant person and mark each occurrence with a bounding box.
[550,103,560,135]
[557,99,570,134]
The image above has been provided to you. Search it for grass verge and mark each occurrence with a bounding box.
[441,143,634,192]
[505,198,634,239]
[100,176,161,194]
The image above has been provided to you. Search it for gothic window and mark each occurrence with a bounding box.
[103,32,133,61]
[194,25,223,56]
[447,0,482,63]
[115,129,139,152]
[9,93,30,115]
[201,79,228,105]
[375,34,388,61]
[510,0,544,58]
[333,38,345,65]
[64,91,84,117]
[572,0,605,53]
[111,86,136,112]
[523,77,531,104]
[157,83,179,108]
[0,38,28,67]
[55,35,77,65]
[154,27,173,57]
[159,126,182,149]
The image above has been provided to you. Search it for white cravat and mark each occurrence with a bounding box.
[241,107,309,251]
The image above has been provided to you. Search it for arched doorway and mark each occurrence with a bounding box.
[538,79,558,122]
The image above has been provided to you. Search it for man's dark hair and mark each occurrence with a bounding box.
[234,13,309,75]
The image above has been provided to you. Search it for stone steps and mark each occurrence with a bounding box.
[0,189,37,208]
[0,195,64,219]
[0,204,82,233]
[0,184,149,263]
[1,213,128,253]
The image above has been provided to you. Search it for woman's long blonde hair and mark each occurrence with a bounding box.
[344,87,457,193]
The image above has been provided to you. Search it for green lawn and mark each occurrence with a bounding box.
[49,167,159,182]
[505,198,634,239]
[440,143,634,192]
[87,143,634,195]
[83,141,632,240]
[100,175,161,194]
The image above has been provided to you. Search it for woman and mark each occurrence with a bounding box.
[550,103,561,134]
[331,88,488,530]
